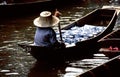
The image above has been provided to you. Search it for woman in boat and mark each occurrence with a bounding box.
[33,10,65,48]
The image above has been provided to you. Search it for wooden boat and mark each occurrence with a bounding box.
[18,9,118,62]
[27,26,120,77]
[97,28,120,58]
[67,54,120,77]
[0,0,55,18]
[64,33,120,77]
[69,28,120,77]
[0,0,82,18]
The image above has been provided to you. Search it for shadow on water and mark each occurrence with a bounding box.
[0,0,117,77]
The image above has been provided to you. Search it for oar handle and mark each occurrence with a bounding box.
[58,19,63,42]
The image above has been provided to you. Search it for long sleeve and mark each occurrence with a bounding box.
[34,27,59,47]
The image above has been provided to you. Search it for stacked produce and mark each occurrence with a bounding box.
[56,24,106,46]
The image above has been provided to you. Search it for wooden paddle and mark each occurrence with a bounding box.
[54,9,63,43]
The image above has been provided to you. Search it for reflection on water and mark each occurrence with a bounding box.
[0,0,117,77]
[28,61,67,77]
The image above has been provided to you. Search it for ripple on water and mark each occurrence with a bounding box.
[5,72,19,76]
[0,0,115,77]
[0,70,10,73]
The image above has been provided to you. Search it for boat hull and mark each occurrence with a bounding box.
[78,55,120,77]
[0,0,82,18]
[0,0,55,18]
[18,9,118,61]
[63,27,120,77]
[98,29,120,58]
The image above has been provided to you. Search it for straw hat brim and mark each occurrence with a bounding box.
[33,16,60,27]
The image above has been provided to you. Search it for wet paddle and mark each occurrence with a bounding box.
[54,9,63,43]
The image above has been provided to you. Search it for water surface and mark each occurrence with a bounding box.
[0,0,117,77]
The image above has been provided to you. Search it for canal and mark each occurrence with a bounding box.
[0,0,119,77]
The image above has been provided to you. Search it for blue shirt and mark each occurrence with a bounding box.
[34,27,59,47]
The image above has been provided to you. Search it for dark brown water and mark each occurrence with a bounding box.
[0,0,118,77]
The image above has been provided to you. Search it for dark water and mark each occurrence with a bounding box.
[0,0,118,77]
